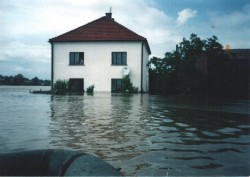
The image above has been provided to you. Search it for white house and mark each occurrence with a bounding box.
[49,13,151,93]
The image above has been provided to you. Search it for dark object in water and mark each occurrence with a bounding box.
[0,149,121,176]
[30,89,51,94]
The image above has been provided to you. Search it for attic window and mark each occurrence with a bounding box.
[69,52,84,65]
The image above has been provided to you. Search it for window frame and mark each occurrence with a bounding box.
[111,52,127,65]
[69,52,84,65]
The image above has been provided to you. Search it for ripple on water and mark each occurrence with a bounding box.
[217,127,242,134]
[238,124,250,129]
[192,163,223,169]
[158,126,177,131]
[202,131,220,137]
[185,127,197,131]
[175,122,189,128]
[162,118,174,123]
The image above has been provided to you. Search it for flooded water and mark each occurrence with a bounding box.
[0,86,249,176]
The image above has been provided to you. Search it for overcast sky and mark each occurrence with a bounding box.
[0,0,249,79]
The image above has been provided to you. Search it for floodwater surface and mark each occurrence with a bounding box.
[0,86,249,176]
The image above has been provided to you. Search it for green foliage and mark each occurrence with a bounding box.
[53,80,68,94]
[122,75,139,93]
[148,33,249,98]
[0,74,50,86]
[86,85,94,94]
[148,33,241,97]
[13,74,24,85]
[31,77,39,85]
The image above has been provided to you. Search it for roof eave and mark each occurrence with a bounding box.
[48,38,151,55]
[49,39,145,43]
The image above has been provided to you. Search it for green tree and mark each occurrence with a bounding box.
[32,77,39,85]
[4,76,13,85]
[148,34,226,96]
[13,74,24,85]
[204,35,223,55]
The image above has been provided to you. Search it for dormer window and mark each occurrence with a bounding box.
[69,52,84,65]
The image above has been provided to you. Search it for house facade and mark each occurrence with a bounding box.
[49,13,151,93]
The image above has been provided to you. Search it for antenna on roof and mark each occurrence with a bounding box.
[106,7,114,20]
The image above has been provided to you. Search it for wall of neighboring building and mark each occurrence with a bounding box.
[53,41,143,92]
[227,49,250,60]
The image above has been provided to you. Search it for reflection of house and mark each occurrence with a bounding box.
[49,13,151,92]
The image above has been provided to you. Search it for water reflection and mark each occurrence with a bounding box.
[50,94,150,159]
[49,94,250,176]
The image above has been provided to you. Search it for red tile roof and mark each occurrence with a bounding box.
[49,13,151,54]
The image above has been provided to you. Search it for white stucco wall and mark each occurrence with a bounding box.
[52,41,149,92]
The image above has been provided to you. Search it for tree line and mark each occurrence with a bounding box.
[148,34,249,98]
[0,74,50,86]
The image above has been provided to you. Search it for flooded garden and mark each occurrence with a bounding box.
[0,86,249,176]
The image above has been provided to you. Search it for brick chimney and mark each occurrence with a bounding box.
[105,12,114,20]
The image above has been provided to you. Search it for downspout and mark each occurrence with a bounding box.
[141,41,144,93]
[51,43,54,91]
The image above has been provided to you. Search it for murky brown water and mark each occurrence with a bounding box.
[0,86,249,176]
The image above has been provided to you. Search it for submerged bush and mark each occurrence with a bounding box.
[86,85,94,94]
[53,80,68,94]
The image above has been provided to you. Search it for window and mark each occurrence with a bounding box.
[111,79,123,93]
[69,79,84,92]
[112,52,127,65]
[69,52,84,65]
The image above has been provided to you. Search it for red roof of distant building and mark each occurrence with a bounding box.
[49,13,151,54]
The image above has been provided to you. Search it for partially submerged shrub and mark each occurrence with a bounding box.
[53,80,68,94]
[86,85,94,94]
[122,75,139,93]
